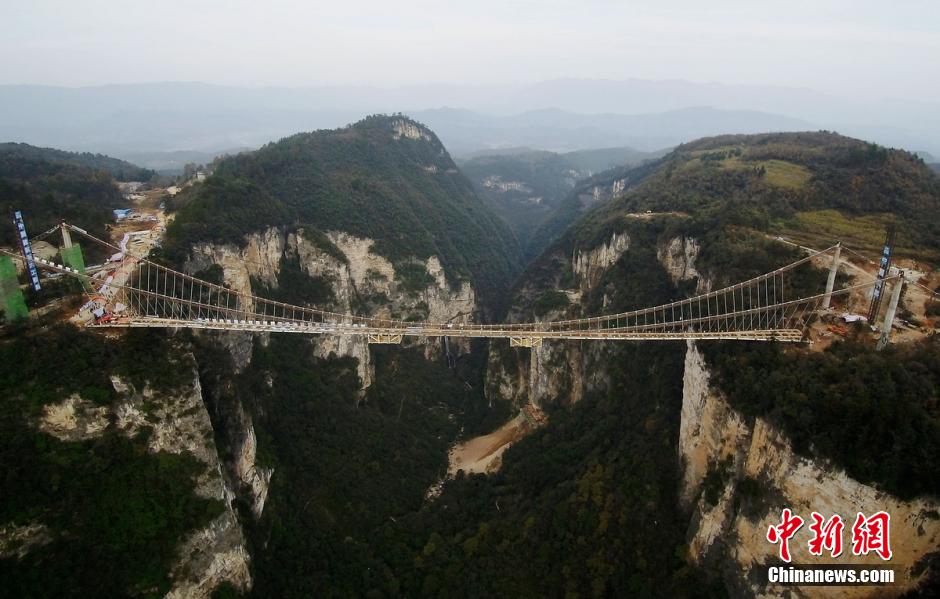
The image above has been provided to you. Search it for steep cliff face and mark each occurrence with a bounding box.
[572,232,630,291]
[114,372,251,599]
[680,341,940,597]
[657,236,704,290]
[185,225,480,533]
[487,232,697,410]
[186,226,479,388]
[30,364,252,598]
[186,228,285,371]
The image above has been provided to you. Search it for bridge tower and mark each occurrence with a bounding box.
[821,242,841,310]
[876,269,904,351]
[867,227,896,323]
[58,222,86,274]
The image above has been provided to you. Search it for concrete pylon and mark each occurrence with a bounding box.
[876,269,903,351]
[60,222,72,248]
[821,243,841,310]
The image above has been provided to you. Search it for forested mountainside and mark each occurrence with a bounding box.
[502,131,940,493]
[0,327,247,597]
[0,142,154,182]
[478,131,940,596]
[576,131,940,261]
[0,144,142,246]
[164,115,521,309]
[527,158,664,257]
[458,147,660,256]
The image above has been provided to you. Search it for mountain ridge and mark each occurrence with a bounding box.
[163,115,522,309]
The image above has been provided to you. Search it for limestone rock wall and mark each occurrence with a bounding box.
[657,236,702,288]
[391,118,432,142]
[186,228,285,371]
[487,231,639,409]
[680,341,940,597]
[22,365,252,598]
[572,232,630,291]
[186,226,479,387]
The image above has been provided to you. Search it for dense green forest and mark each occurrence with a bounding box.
[0,145,131,246]
[0,326,222,597]
[164,115,522,309]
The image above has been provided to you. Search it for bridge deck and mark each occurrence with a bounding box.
[88,316,805,342]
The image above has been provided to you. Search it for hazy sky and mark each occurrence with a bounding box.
[3,0,938,99]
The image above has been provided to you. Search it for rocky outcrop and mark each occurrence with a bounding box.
[572,232,630,290]
[226,400,273,520]
[113,372,252,598]
[187,228,284,300]
[391,119,432,142]
[24,366,252,598]
[187,228,285,371]
[657,236,702,288]
[487,231,633,411]
[680,341,940,597]
[0,522,52,559]
[611,178,627,196]
[39,394,109,441]
[528,341,578,407]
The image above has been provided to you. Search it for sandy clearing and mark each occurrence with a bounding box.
[447,413,532,476]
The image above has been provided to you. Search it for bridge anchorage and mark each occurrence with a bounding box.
[2,223,906,347]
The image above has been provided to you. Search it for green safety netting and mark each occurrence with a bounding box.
[0,255,28,321]
[60,244,86,273]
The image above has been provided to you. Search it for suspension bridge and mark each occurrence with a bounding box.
[2,222,904,347]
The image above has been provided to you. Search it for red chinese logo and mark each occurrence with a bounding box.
[766,508,804,562]
[808,512,844,558]
[851,511,892,561]
[766,509,892,562]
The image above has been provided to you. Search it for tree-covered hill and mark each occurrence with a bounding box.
[0,145,133,247]
[573,131,940,262]
[0,143,154,182]
[459,150,585,253]
[165,115,522,307]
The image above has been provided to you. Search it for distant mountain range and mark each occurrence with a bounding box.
[1,81,937,162]
[412,106,812,155]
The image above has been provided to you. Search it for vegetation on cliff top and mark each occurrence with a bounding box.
[704,338,940,500]
[569,131,940,263]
